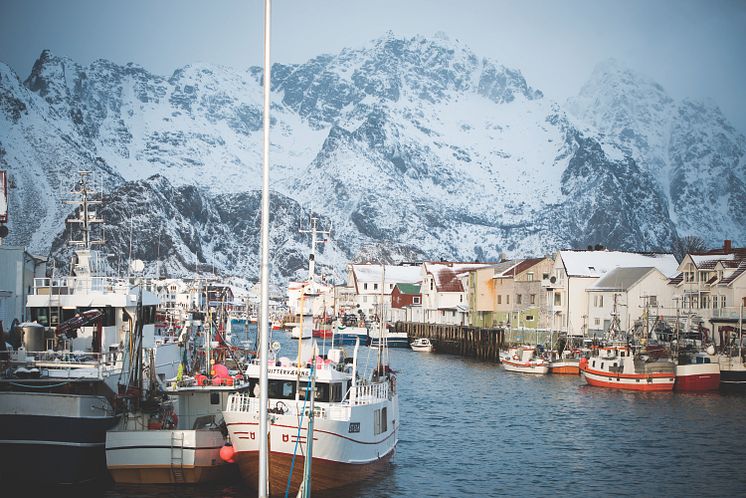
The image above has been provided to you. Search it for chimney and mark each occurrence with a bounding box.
[724,240,732,253]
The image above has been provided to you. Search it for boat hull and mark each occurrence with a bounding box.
[235,447,394,495]
[106,429,234,484]
[0,392,117,484]
[675,363,720,392]
[581,367,675,391]
[501,360,549,374]
[549,360,580,375]
[718,356,746,391]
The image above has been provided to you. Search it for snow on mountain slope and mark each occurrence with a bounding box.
[1,35,742,281]
[567,58,746,245]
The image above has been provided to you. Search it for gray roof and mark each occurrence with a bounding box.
[590,267,657,292]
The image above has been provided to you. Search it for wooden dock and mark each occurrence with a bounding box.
[394,322,505,362]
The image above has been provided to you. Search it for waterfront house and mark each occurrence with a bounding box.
[546,250,679,336]
[346,263,421,321]
[421,262,492,325]
[501,257,554,330]
[586,267,674,338]
[390,283,422,323]
[669,240,746,348]
[467,262,515,328]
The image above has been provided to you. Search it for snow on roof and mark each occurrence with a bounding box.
[691,254,735,267]
[559,250,679,278]
[590,267,658,291]
[425,262,493,292]
[352,264,422,285]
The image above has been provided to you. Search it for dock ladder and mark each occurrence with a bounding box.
[170,431,185,483]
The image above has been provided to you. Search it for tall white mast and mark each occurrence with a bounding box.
[258,0,272,496]
[299,216,331,281]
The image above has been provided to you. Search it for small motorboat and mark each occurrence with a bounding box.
[410,338,433,353]
[501,346,549,374]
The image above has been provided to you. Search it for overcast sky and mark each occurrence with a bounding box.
[2,0,745,133]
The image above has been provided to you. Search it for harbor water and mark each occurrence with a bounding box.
[71,326,746,496]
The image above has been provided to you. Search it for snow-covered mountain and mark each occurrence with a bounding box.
[567,59,746,246]
[1,34,742,282]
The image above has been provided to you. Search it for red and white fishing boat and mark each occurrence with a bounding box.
[547,349,583,375]
[501,346,549,374]
[674,350,720,391]
[580,345,676,391]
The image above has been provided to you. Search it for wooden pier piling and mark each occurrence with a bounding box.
[394,322,505,362]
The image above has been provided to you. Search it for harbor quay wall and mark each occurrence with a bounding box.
[394,321,505,362]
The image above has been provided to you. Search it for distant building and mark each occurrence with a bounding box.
[390,283,422,323]
[546,250,679,336]
[421,262,492,325]
[0,245,46,328]
[346,263,421,321]
[586,267,674,337]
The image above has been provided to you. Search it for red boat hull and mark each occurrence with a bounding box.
[674,373,720,391]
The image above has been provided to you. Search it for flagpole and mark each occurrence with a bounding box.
[258,0,272,496]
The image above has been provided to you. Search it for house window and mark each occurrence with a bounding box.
[599,295,604,307]
[684,271,695,283]
[460,294,463,303]
[497,295,502,305]
[525,315,534,321]
[517,294,522,305]
[721,296,726,308]
[713,297,718,309]
[413,296,421,305]
[452,311,456,317]
[506,295,510,305]
[430,279,433,291]
[362,296,367,303]
[364,283,368,290]
[649,296,658,307]
[389,284,393,289]
[374,283,378,290]
[542,273,549,280]
[527,272,534,282]
[594,318,600,326]
[530,294,536,305]
[701,296,709,309]
[593,295,597,307]
[554,293,561,306]
[699,271,708,282]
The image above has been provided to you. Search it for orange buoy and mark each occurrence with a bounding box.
[219,443,235,463]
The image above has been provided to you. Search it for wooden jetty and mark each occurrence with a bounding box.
[394,322,505,362]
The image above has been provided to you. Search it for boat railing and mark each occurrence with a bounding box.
[346,380,389,405]
[226,392,259,414]
[0,348,121,378]
[33,276,131,295]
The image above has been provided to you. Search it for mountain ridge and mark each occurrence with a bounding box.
[1,35,743,282]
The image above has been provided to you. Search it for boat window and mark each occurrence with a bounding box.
[382,407,388,432]
[29,307,50,326]
[268,380,296,400]
[210,392,220,405]
[620,351,625,357]
[601,362,604,369]
[193,415,216,430]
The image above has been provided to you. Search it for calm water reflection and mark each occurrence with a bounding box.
[102,332,746,497]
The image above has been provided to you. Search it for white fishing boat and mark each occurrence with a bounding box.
[410,337,433,352]
[223,341,398,495]
[106,382,244,484]
[106,301,251,485]
[368,321,409,348]
[500,346,549,374]
[0,172,176,485]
